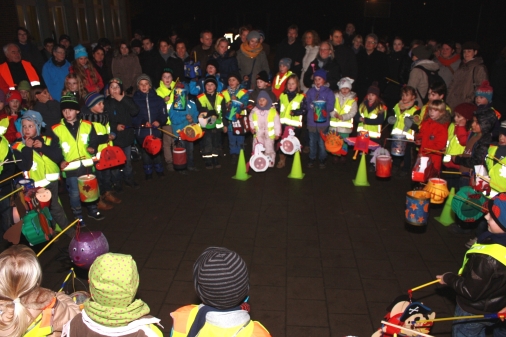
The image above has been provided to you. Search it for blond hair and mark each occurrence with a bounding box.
[0,245,42,337]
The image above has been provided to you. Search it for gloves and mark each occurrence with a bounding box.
[387,116,397,125]
[403,116,413,132]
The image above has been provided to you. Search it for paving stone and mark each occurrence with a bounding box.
[287,276,325,300]
[286,299,328,327]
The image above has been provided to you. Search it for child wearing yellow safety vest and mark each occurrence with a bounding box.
[0,117,17,238]
[11,110,70,233]
[82,91,119,211]
[271,58,292,99]
[486,122,506,198]
[436,193,506,337]
[330,77,357,161]
[357,82,385,142]
[156,68,177,172]
[170,247,272,337]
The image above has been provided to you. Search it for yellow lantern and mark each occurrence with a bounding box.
[423,178,450,204]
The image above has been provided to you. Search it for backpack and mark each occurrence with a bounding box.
[414,65,445,104]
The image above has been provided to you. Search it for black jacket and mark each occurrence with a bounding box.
[303,57,341,91]
[139,49,160,86]
[355,49,388,99]
[167,55,190,84]
[105,96,140,148]
[332,44,358,80]
[274,39,306,77]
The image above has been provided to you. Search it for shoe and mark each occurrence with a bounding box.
[88,211,105,221]
[125,180,139,189]
[103,191,121,204]
[156,171,165,179]
[145,174,153,180]
[465,237,477,248]
[166,164,175,172]
[277,154,286,168]
[308,160,315,168]
[319,162,326,169]
[97,199,113,211]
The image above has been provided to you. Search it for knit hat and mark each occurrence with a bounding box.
[85,91,104,109]
[475,80,493,103]
[314,69,327,81]
[256,70,269,83]
[193,247,249,309]
[206,59,219,73]
[488,193,506,232]
[59,34,71,43]
[499,120,506,136]
[412,45,433,60]
[85,253,150,327]
[475,108,497,134]
[337,77,354,90]
[246,31,261,42]
[136,74,152,87]
[161,68,173,76]
[258,30,266,40]
[0,90,5,104]
[17,80,31,92]
[74,44,88,59]
[109,78,124,92]
[204,75,218,88]
[6,90,22,103]
[60,93,80,111]
[454,103,476,121]
[21,110,45,136]
[279,58,292,69]
[256,90,273,109]
[462,41,480,51]
[367,81,381,96]
[228,72,242,83]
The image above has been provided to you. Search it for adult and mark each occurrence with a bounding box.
[383,37,411,110]
[208,37,239,84]
[90,45,111,85]
[407,44,440,107]
[355,33,388,100]
[0,43,40,92]
[112,41,142,95]
[169,30,178,49]
[329,28,358,80]
[190,30,214,71]
[351,35,364,55]
[154,38,173,82]
[230,26,250,55]
[236,31,270,90]
[300,30,320,92]
[344,23,357,46]
[274,25,305,77]
[138,36,159,88]
[490,47,506,117]
[15,27,45,74]
[42,44,70,101]
[303,41,341,91]
[97,37,114,76]
[41,38,54,63]
[377,40,389,54]
[434,41,461,88]
[59,34,74,62]
[167,40,190,83]
[447,41,488,110]
[131,39,142,55]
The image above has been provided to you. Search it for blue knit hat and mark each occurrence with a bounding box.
[74,44,88,59]
[21,110,46,137]
[314,69,327,81]
[279,58,292,69]
[488,193,506,232]
[85,91,104,109]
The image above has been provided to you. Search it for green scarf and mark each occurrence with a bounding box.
[84,253,150,327]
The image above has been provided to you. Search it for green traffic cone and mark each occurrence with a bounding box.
[352,153,370,186]
[232,149,251,181]
[288,151,305,179]
[435,187,456,226]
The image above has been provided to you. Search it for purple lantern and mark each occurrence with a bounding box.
[68,231,109,269]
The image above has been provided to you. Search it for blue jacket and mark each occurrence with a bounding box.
[305,85,335,128]
[168,100,199,134]
[132,89,167,143]
[42,58,70,101]
[189,74,225,96]
[209,51,240,84]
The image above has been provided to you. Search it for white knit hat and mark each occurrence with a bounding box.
[337,77,354,90]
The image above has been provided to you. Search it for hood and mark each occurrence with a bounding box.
[475,108,497,134]
[414,59,439,71]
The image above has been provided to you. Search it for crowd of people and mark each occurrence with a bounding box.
[1,22,506,336]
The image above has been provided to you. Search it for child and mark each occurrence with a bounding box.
[415,81,449,127]
[272,58,293,99]
[249,90,282,167]
[388,86,420,176]
[196,75,226,169]
[17,80,32,109]
[0,115,17,240]
[170,247,272,337]
[0,245,80,336]
[31,85,62,129]
[2,90,24,142]
[132,74,167,179]
[52,93,104,224]
[11,110,69,231]
[306,69,335,168]
[82,91,120,210]
[357,82,386,142]
[475,80,501,139]
[415,100,451,172]
[62,253,163,337]
[437,193,506,337]
[0,91,19,143]
[155,68,177,172]
[486,121,506,197]
[330,77,357,163]
[221,72,249,162]
[247,71,278,113]
[69,44,104,93]
[62,73,87,106]
[189,59,224,96]
[277,74,306,168]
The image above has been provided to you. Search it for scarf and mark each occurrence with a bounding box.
[52,58,66,67]
[84,299,150,327]
[437,54,460,67]
[81,111,109,126]
[316,55,331,69]
[240,42,263,58]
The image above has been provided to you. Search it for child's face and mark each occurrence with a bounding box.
[256,79,267,89]
[258,97,268,108]
[77,56,87,67]
[428,89,444,102]
[279,64,288,74]
[286,78,297,92]
[471,116,481,133]
[20,90,29,100]
[475,95,488,106]
[228,77,239,89]
[206,65,217,76]
[454,112,466,126]
[62,108,79,123]
[366,93,377,105]
[91,101,104,114]
[138,80,151,94]
[313,76,325,88]
[162,73,173,87]
[205,82,216,94]
[35,89,51,104]
[22,119,37,138]
[499,134,506,146]
[429,108,444,121]
[485,212,506,234]
[8,99,20,112]
[340,87,351,96]
[67,79,78,92]
[401,92,415,104]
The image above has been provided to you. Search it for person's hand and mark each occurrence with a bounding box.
[117,124,125,131]
[337,114,343,120]
[108,134,115,140]
[32,140,42,148]
[294,61,300,66]
[186,114,193,123]
[413,115,420,124]
[499,307,506,321]
[223,126,228,133]
[436,274,446,285]
[145,122,151,128]
[152,121,160,128]
[87,147,95,154]
[451,156,457,162]
[198,112,207,119]
[275,135,280,140]
[25,138,34,147]
[60,161,69,170]
[387,116,397,125]
[243,75,249,82]
[360,117,364,122]
[113,91,125,101]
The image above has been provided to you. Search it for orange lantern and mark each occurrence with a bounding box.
[423,178,449,204]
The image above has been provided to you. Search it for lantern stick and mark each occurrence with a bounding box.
[452,195,488,212]
[385,77,400,85]
[486,155,506,166]
[412,312,506,324]
[380,321,434,337]
[157,128,179,139]
[408,279,439,293]
[36,219,79,257]
[0,171,23,184]
[386,138,415,142]
[58,268,75,292]
[441,171,463,175]
[0,187,23,202]
[423,148,446,154]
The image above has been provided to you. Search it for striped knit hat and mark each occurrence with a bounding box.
[85,91,104,109]
[475,80,493,103]
[60,93,80,111]
[193,247,249,309]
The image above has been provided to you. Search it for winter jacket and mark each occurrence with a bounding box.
[332,44,358,80]
[168,99,199,133]
[167,54,190,84]
[0,111,19,143]
[434,55,461,88]
[447,57,488,110]
[69,66,104,93]
[189,74,225,96]
[132,89,167,143]
[208,51,239,84]
[303,57,341,91]
[105,95,140,148]
[92,59,112,86]
[300,45,319,92]
[407,60,440,107]
[416,111,451,171]
[190,45,214,72]
[33,100,62,129]
[274,38,306,77]
[42,58,70,101]
[112,53,142,94]
[384,49,411,107]
[355,49,388,99]
[138,49,160,87]
[236,50,270,90]
[305,85,335,128]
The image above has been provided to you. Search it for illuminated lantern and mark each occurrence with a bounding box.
[69,231,109,269]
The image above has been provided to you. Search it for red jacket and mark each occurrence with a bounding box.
[0,111,19,143]
[417,114,451,171]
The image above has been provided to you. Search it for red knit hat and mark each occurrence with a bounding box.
[454,103,476,121]
[475,80,493,103]
[6,90,22,103]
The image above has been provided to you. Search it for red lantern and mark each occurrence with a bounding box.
[143,135,162,155]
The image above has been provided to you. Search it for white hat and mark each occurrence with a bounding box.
[337,77,354,90]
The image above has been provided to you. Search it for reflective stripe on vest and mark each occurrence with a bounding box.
[279,93,304,127]
[391,104,419,140]
[273,71,292,89]
[197,93,224,129]
[23,297,56,337]
[486,146,506,193]
[459,243,506,275]
[443,124,466,162]
[357,104,382,138]
[0,61,40,89]
[52,119,94,171]
[330,97,355,128]
[252,108,277,139]
[91,121,112,159]
[222,89,248,116]
[0,136,9,174]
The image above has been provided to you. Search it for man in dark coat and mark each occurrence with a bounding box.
[139,36,160,88]
[274,25,305,77]
[329,28,358,80]
[355,33,388,99]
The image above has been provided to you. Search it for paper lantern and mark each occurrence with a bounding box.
[423,178,449,204]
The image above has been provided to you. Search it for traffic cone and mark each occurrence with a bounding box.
[288,151,305,179]
[232,149,251,181]
[352,152,370,186]
[435,187,456,226]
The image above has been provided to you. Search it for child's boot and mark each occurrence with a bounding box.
[212,157,221,169]
[103,191,121,204]
[71,207,86,227]
[154,163,165,178]
[97,198,113,210]
[87,204,105,221]
[277,154,286,168]
[144,164,153,180]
